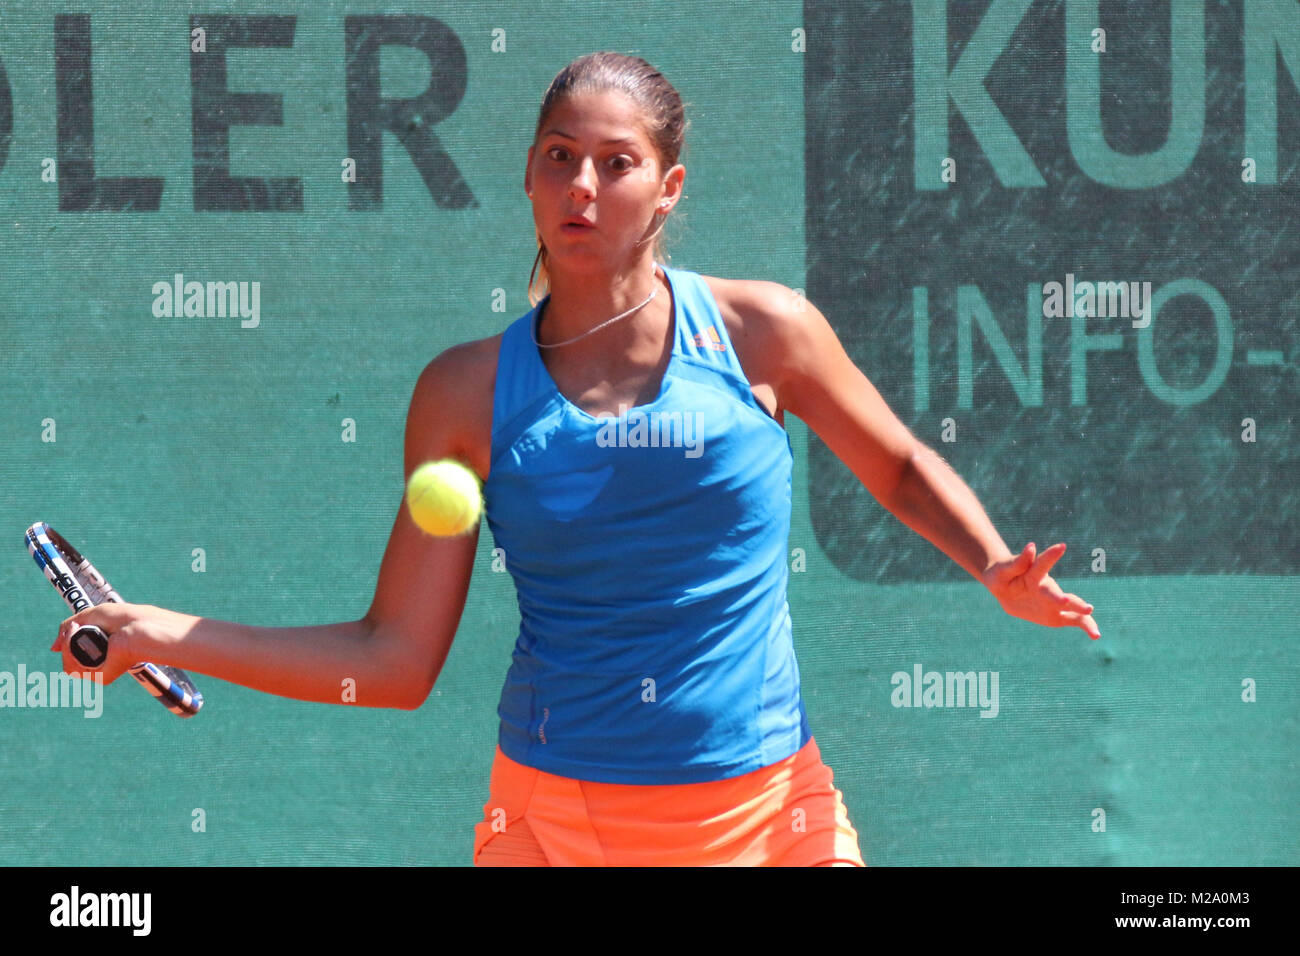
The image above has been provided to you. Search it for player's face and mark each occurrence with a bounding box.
[526,91,674,273]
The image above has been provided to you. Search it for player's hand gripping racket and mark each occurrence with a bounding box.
[26,522,203,717]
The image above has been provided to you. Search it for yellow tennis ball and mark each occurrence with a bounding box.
[406,459,483,536]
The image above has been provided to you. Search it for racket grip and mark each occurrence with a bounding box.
[69,625,110,668]
[66,625,203,716]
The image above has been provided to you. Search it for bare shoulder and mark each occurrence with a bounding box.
[435,332,502,380]
[410,332,500,483]
[699,274,819,392]
[699,273,798,326]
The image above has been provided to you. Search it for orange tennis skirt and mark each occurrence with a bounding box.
[472,736,865,866]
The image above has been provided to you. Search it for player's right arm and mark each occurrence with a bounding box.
[51,347,482,710]
[360,346,482,708]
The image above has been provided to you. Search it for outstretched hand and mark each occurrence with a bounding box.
[982,542,1100,640]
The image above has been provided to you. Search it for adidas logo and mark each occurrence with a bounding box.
[692,325,727,351]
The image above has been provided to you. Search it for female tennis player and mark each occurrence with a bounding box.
[53,52,1099,866]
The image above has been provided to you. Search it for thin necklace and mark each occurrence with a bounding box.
[531,268,660,349]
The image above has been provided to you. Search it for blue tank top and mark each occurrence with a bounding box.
[482,264,811,784]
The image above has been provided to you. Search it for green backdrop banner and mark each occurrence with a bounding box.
[1,1,1295,867]
[807,0,1297,584]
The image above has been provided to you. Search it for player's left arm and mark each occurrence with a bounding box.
[722,280,1099,639]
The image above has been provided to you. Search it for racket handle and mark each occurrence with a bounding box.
[64,624,203,717]
[69,625,109,667]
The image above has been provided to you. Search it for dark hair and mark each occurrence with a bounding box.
[528,52,689,305]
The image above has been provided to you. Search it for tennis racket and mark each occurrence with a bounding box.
[26,522,203,718]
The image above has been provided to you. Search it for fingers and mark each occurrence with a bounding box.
[52,603,136,651]
[1058,610,1102,641]
[1041,555,1097,626]
[1003,542,1036,579]
[1055,590,1094,615]
[54,618,134,683]
[60,642,97,678]
[1045,572,1098,637]
[1028,542,1067,583]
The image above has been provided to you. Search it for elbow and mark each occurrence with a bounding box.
[392,655,447,711]
[364,619,437,711]
[389,665,438,711]
[395,680,433,711]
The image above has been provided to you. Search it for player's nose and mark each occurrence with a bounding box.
[568,158,598,199]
